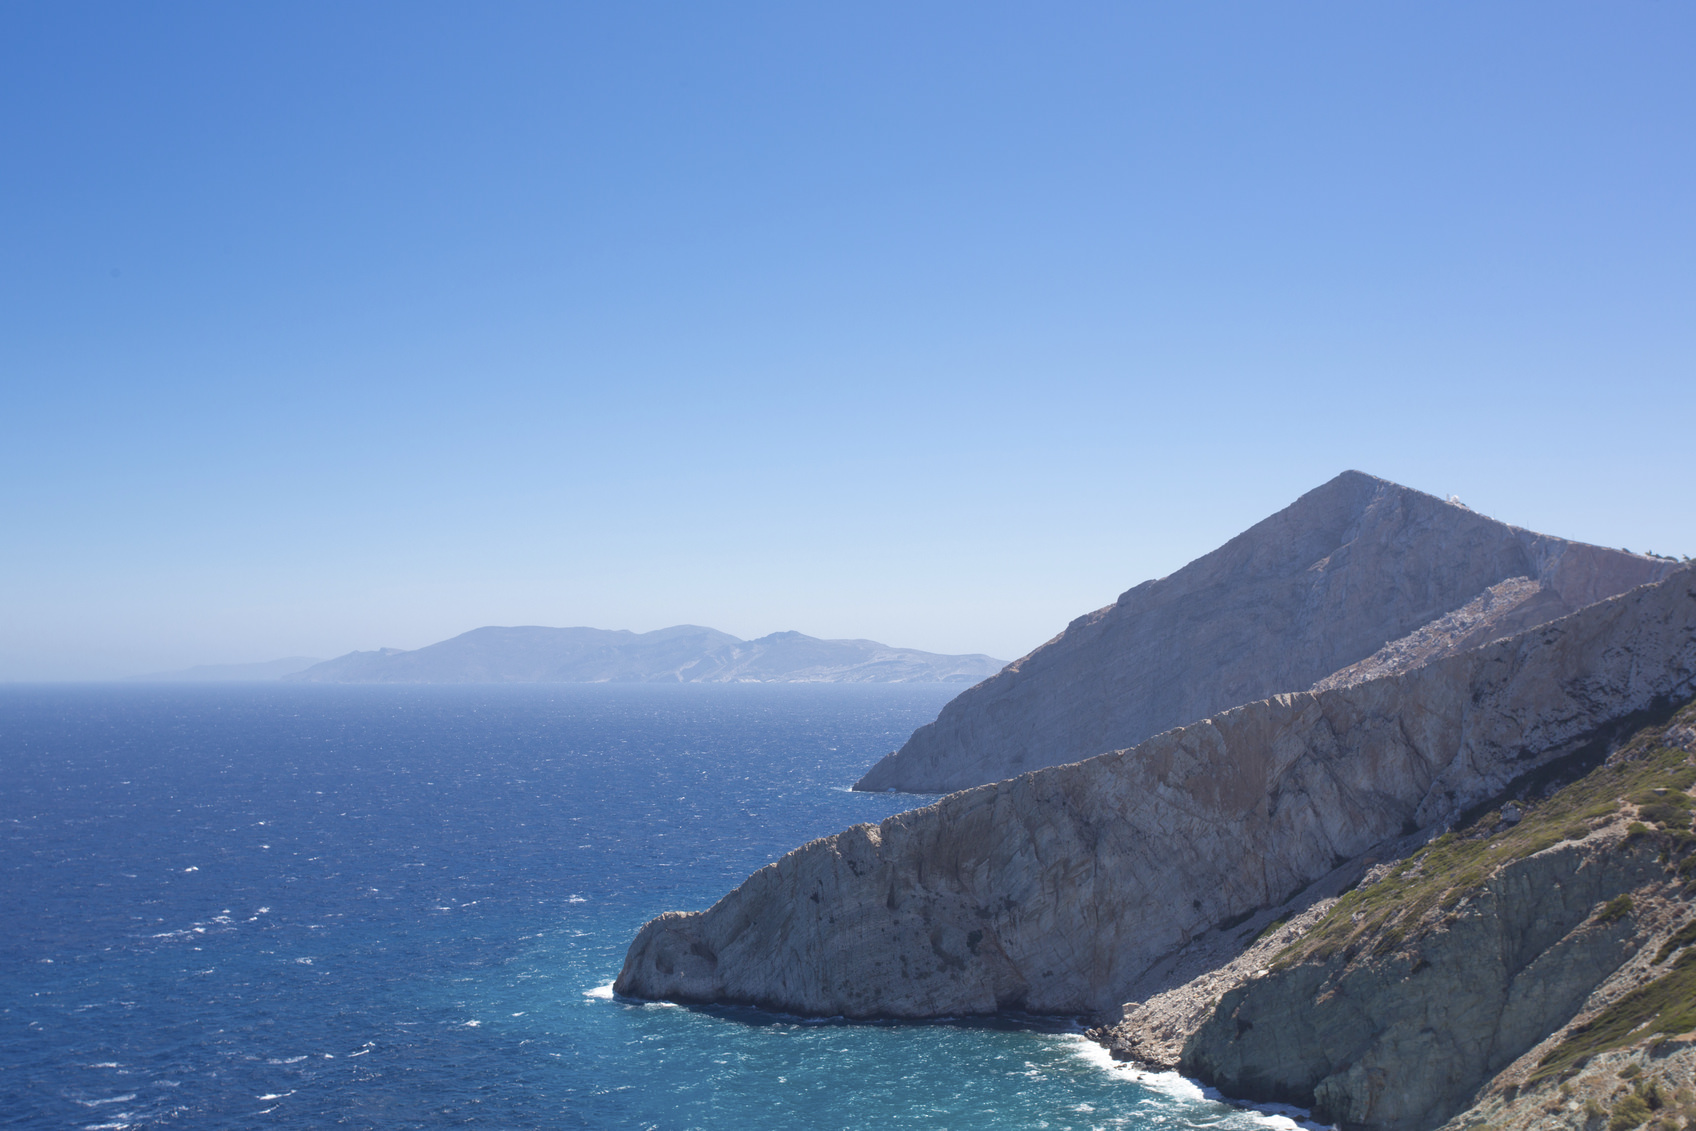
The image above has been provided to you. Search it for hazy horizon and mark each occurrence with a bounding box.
[5,3,1694,680]
[119,624,1011,686]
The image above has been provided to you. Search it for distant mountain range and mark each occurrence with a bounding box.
[130,656,324,682]
[281,625,1006,684]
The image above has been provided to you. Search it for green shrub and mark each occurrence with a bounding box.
[1607,1079,1669,1130]
[1655,920,1696,965]
[1532,950,1696,1082]
[1645,806,1693,829]
[1629,789,1694,811]
[1597,895,1636,924]
[1609,1093,1652,1131]
[1274,699,1696,972]
[1251,914,1291,945]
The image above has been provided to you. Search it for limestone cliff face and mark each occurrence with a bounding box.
[1181,841,1666,1131]
[1170,704,1696,1131]
[855,471,1673,794]
[615,567,1696,1019]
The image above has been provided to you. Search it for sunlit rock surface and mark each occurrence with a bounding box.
[616,567,1696,1019]
[855,471,1674,793]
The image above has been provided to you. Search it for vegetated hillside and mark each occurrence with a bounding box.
[287,625,1005,684]
[614,566,1696,1025]
[856,470,1676,793]
[1164,697,1696,1131]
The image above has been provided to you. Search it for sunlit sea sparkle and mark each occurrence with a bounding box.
[1,683,1321,1130]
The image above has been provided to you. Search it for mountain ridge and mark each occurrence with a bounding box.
[615,564,1696,1026]
[287,624,1006,684]
[855,470,1676,793]
[612,472,1695,1131]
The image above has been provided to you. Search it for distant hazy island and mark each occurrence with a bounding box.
[130,656,325,682]
[268,625,1006,684]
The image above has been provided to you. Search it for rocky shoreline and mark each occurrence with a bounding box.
[1088,702,1696,1131]
[612,476,1696,1131]
[616,567,1696,1023]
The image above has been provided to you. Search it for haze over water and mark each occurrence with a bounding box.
[2,683,1316,1130]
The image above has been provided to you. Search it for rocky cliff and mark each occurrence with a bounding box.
[855,471,1674,793]
[1166,699,1696,1131]
[615,566,1696,1024]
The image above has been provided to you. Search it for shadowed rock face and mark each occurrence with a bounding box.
[1171,707,1696,1131]
[615,568,1696,1020]
[1181,840,1665,1131]
[855,471,1674,794]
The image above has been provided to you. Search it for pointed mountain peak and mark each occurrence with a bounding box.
[859,474,1677,793]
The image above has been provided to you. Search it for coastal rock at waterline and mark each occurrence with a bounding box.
[615,567,1696,1018]
[1094,699,1696,1131]
[855,471,1674,793]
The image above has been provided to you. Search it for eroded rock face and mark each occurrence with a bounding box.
[615,567,1696,1020]
[855,471,1673,794]
[1181,842,1666,1131]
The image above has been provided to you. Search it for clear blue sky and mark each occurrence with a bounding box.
[3,2,1693,679]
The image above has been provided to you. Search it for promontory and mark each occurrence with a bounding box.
[615,472,1696,1131]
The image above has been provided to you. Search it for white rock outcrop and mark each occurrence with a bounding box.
[855,471,1673,794]
[616,567,1696,1019]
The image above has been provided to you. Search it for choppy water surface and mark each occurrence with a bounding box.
[1,684,1316,1129]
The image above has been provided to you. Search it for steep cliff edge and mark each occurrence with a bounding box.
[855,471,1673,793]
[1164,699,1696,1131]
[615,566,1696,1022]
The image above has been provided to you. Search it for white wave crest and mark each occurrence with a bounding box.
[75,1095,136,1107]
[1059,1035,1334,1130]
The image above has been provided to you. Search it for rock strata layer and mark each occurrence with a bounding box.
[1183,838,1666,1131]
[615,566,1696,1019]
[1160,704,1696,1131]
[855,471,1673,793]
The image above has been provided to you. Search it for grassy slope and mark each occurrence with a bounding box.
[1261,699,1696,1094]
[1530,946,1696,1084]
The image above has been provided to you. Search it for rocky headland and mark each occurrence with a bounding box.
[614,474,1696,1131]
[855,471,1673,794]
[1153,701,1696,1131]
[617,564,1696,1017]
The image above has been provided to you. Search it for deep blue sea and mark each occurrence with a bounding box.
[1,684,1318,1130]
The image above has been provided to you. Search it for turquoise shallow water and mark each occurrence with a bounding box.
[1,683,1318,1130]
